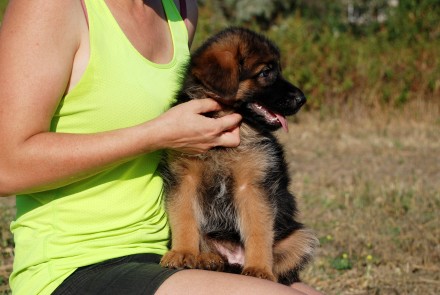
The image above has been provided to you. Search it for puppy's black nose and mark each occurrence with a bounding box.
[295,95,307,107]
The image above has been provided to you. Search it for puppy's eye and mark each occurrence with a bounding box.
[259,68,272,78]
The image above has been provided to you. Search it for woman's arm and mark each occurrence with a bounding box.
[0,0,241,197]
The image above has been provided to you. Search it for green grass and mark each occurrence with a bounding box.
[195,1,440,117]
[0,0,7,23]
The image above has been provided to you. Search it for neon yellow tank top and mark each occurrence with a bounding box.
[10,1,189,294]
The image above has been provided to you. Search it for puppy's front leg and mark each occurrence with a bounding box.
[161,161,203,269]
[234,183,276,281]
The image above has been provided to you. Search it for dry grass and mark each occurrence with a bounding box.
[283,106,440,294]
[0,104,439,294]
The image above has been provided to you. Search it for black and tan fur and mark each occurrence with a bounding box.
[160,27,318,285]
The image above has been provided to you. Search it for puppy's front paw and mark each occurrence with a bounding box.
[197,252,225,271]
[242,266,276,282]
[160,250,198,269]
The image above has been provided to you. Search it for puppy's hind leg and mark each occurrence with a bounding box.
[273,228,319,285]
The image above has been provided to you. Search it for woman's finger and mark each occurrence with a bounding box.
[188,98,222,114]
[217,113,242,131]
[217,126,241,148]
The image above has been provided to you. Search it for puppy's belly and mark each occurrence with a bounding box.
[198,175,240,239]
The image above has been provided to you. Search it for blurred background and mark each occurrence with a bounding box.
[0,0,439,294]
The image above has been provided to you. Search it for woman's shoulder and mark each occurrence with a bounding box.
[1,0,84,38]
[0,0,87,68]
[0,0,89,143]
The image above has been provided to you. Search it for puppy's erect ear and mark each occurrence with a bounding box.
[191,49,239,105]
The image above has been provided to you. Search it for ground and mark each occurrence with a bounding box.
[282,112,440,294]
[0,111,439,294]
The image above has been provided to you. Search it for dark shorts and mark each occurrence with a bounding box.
[52,254,180,295]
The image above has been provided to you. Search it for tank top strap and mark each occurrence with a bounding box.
[179,0,187,20]
[80,0,89,28]
[161,0,189,50]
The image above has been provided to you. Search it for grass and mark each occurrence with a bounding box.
[278,112,440,294]
[0,199,13,295]
[0,0,7,23]
[195,1,440,115]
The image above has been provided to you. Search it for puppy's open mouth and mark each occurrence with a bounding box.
[248,102,289,132]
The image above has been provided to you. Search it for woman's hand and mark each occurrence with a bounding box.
[149,98,242,154]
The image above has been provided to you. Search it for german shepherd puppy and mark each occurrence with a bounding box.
[160,27,318,285]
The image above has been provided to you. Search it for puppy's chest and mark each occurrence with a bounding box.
[168,134,284,235]
[199,136,280,195]
[193,150,260,234]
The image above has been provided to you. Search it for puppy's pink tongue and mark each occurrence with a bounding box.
[275,113,288,132]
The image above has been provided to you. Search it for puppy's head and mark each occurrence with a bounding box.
[190,27,306,132]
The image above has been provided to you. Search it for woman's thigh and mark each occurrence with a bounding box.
[52,254,322,295]
[156,269,321,295]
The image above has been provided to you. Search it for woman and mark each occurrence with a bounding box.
[0,1,321,294]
